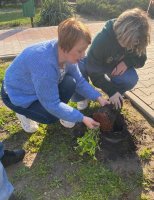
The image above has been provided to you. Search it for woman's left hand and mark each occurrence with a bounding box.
[97,96,110,107]
[111,61,127,76]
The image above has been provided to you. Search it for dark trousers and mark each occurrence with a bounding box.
[1,75,76,124]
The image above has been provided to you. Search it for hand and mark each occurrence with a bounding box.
[109,92,123,109]
[97,96,110,107]
[82,116,100,129]
[111,61,127,76]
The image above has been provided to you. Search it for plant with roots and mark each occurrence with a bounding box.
[75,128,100,160]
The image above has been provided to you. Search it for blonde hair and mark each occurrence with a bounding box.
[113,8,151,56]
[58,18,91,52]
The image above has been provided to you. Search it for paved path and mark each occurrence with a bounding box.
[0,21,154,122]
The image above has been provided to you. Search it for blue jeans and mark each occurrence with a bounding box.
[1,75,76,124]
[111,67,138,91]
[0,161,14,200]
[0,142,4,159]
[0,143,14,200]
[72,58,138,101]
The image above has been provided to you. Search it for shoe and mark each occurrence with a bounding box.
[60,119,75,128]
[16,113,39,133]
[77,100,89,110]
[1,149,25,168]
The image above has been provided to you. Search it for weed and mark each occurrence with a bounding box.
[140,194,150,200]
[5,123,21,135]
[121,107,130,118]
[24,124,47,152]
[50,176,62,189]
[33,162,49,177]
[139,148,152,160]
[12,166,30,181]
[68,101,77,108]
[0,107,16,131]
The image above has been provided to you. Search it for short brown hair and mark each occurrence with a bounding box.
[113,8,151,56]
[58,18,91,52]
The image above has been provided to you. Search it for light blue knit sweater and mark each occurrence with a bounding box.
[4,40,101,122]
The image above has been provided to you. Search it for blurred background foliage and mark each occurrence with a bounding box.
[76,0,154,19]
[0,0,153,27]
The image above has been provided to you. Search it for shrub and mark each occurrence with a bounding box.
[76,0,120,19]
[39,0,74,26]
[76,0,154,19]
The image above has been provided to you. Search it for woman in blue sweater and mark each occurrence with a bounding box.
[1,18,108,133]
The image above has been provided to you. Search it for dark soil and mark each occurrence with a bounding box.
[73,104,138,161]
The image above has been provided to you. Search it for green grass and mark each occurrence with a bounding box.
[63,162,128,200]
[0,8,41,28]
[139,148,152,160]
[0,60,152,200]
[0,61,11,87]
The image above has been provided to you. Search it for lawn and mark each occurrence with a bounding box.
[0,7,41,29]
[0,60,153,200]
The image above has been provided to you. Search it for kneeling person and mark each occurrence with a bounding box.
[72,8,151,109]
[1,18,109,132]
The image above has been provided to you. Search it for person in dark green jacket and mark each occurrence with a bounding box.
[72,8,151,109]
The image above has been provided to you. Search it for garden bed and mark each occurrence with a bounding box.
[0,58,154,200]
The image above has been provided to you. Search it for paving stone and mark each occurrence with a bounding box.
[131,88,147,97]
[140,80,154,88]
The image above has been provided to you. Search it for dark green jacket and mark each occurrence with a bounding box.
[86,19,147,96]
